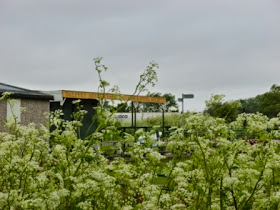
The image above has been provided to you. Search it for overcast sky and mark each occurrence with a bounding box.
[1,0,279,111]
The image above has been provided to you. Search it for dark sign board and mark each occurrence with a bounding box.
[182,94,194,99]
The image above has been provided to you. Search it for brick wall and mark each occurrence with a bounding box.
[21,99,50,127]
[0,100,7,130]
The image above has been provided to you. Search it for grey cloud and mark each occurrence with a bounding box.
[1,0,280,111]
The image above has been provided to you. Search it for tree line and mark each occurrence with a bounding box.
[204,84,280,122]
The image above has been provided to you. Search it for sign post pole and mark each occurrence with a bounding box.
[178,94,194,138]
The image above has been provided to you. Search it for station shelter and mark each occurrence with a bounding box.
[43,90,166,138]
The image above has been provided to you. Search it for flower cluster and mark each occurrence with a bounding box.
[2,94,280,209]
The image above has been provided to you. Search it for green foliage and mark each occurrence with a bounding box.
[111,102,130,112]
[3,95,280,209]
[205,94,241,122]
[258,85,280,118]
[142,92,178,112]
[3,60,280,209]
[239,84,280,118]
[239,96,261,113]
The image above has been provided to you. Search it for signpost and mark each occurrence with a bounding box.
[178,94,194,138]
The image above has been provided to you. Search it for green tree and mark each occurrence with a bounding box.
[270,84,280,93]
[258,85,280,118]
[239,96,261,113]
[239,84,280,118]
[204,94,241,122]
[163,93,178,112]
[142,92,178,112]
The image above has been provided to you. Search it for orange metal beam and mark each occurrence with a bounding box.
[62,90,166,104]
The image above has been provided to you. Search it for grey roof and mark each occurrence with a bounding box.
[0,83,54,100]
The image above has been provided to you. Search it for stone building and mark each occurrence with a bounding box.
[0,83,53,130]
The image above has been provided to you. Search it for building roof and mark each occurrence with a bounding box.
[0,83,54,100]
[42,90,166,103]
[62,90,166,103]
